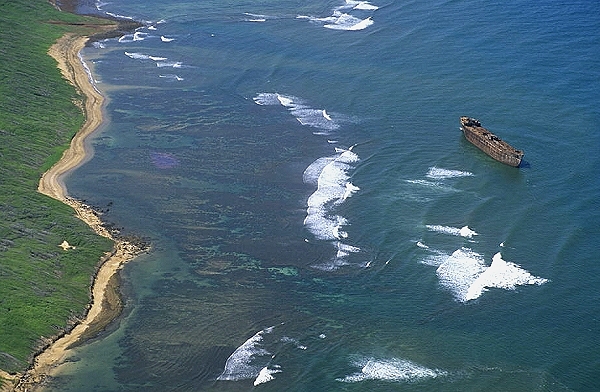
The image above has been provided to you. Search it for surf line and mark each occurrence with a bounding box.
[14,32,148,392]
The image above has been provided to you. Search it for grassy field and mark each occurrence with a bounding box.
[0,0,116,378]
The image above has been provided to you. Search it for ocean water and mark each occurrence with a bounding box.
[50,0,599,390]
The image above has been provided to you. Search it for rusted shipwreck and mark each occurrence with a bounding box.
[460,116,524,167]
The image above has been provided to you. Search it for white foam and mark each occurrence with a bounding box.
[312,257,351,271]
[254,93,341,132]
[124,52,150,60]
[125,52,167,61]
[253,366,282,386]
[426,166,474,180]
[304,149,360,241]
[280,336,307,350]
[159,74,184,81]
[253,92,282,106]
[303,157,333,186]
[277,94,295,107]
[342,182,360,201]
[306,169,347,208]
[217,326,275,381]
[253,92,301,108]
[293,107,340,132]
[105,12,134,20]
[466,252,549,301]
[310,241,362,271]
[421,252,449,267]
[133,31,148,41]
[254,92,360,264]
[244,12,269,22]
[340,0,379,10]
[352,1,379,11]
[417,243,452,267]
[118,34,134,43]
[304,212,347,241]
[338,357,446,383]
[299,1,378,30]
[336,242,361,258]
[426,225,478,238]
[77,53,100,94]
[416,241,429,249]
[435,248,486,302]
[459,226,478,238]
[332,222,348,240]
[160,35,175,42]
[324,14,373,31]
[435,249,548,302]
[244,12,268,18]
[156,61,183,68]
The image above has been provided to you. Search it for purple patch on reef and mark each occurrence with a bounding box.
[150,152,179,169]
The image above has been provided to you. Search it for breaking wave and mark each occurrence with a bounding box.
[118,31,150,43]
[124,52,185,72]
[254,93,340,134]
[426,225,478,238]
[405,166,473,196]
[304,148,360,241]
[217,326,277,382]
[243,12,270,22]
[254,92,362,268]
[338,357,447,383]
[158,74,184,81]
[124,51,151,60]
[324,14,373,31]
[303,147,362,269]
[217,325,309,385]
[435,249,549,302]
[253,366,282,386]
[297,0,379,31]
[156,61,183,68]
[426,166,474,180]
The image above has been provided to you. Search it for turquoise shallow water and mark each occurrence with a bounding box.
[51,0,599,390]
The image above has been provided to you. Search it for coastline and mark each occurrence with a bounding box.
[10,34,146,391]
[38,34,102,201]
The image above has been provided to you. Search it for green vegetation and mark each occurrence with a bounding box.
[0,0,115,376]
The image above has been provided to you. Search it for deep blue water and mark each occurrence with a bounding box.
[52,0,599,390]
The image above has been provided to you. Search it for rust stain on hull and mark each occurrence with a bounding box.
[460,117,524,167]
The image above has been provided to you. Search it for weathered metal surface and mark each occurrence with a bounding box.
[460,116,524,167]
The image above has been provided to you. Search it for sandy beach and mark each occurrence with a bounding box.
[38,34,104,202]
[8,33,146,392]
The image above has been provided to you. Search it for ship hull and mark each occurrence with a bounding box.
[460,117,524,167]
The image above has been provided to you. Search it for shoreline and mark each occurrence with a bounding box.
[10,33,146,391]
[38,34,102,201]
